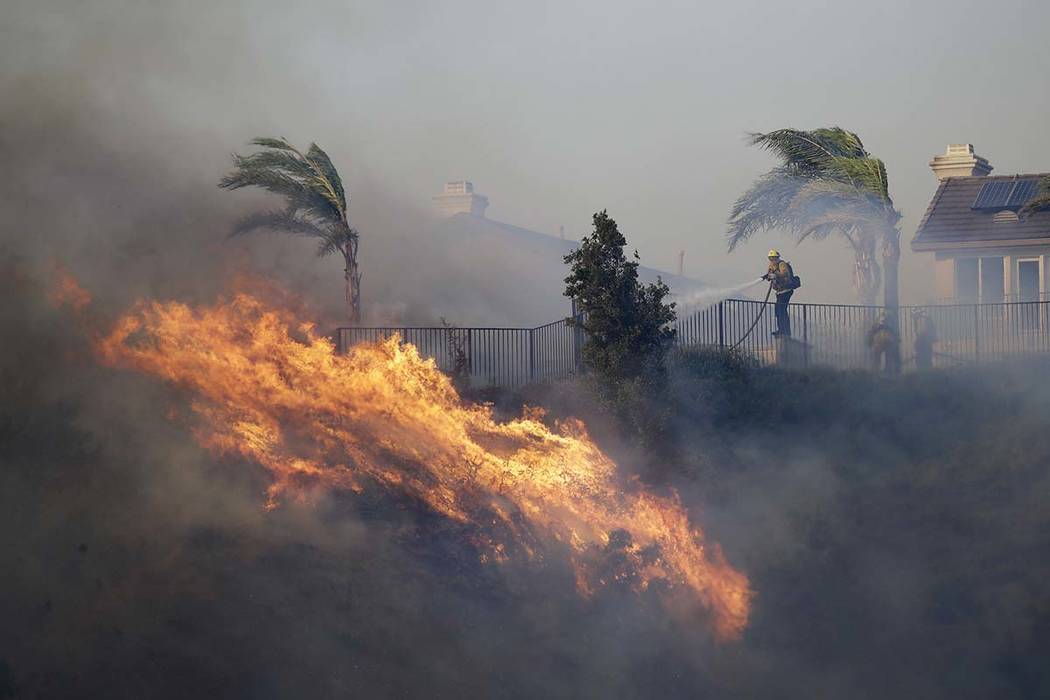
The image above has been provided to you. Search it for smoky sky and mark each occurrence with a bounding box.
[2,3,1050,699]
[6,0,1050,306]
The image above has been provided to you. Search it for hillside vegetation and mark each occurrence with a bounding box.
[504,350,1050,698]
[3,262,1048,698]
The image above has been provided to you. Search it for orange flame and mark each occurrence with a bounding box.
[48,267,92,311]
[95,292,751,638]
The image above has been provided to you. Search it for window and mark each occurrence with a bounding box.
[955,257,1004,303]
[1017,258,1042,330]
[956,258,978,303]
[980,257,1004,303]
[1017,259,1041,302]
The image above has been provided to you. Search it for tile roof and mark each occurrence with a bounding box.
[418,213,706,326]
[431,213,705,290]
[912,175,1050,251]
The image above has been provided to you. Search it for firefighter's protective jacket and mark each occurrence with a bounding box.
[914,314,937,344]
[867,323,899,353]
[767,260,795,294]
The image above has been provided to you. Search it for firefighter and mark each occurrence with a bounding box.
[762,249,797,337]
[867,312,900,373]
[912,308,936,369]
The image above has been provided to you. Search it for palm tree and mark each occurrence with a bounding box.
[1021,176,1050,218]
[219,137,361,323]
[727,127,902,310]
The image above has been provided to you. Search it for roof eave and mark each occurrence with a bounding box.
[912,236,1050,253]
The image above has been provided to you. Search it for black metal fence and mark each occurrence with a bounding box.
[335,298,1050,386]
[675,299,1050,371]
[335,318,585,388]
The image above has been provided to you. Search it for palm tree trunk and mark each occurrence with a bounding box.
[350,265,361,323]
[343,237,361,324]
[882,228,901,311]
[853,247,881,306]
[882,227,901,372]
[343,266,356,324]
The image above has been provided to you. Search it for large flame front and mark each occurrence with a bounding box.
[96,292,751,638]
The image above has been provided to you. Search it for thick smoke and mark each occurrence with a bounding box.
[1,0,575,329]
[3,4,1050,699]
[0,5,735,697]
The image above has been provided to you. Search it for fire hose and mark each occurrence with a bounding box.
[729,280,774,350]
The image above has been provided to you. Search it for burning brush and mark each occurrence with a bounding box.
[84,289,751,639]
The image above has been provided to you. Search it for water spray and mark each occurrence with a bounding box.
[674,277,776,349]
[674,277,767,314]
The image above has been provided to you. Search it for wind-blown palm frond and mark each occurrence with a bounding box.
[219,160,306,198]
[316,227,358,258]
[305,143,347,214]
[788,180,895,227]
[728,126,903,310]
[793,210,878,244]
[727,168,808,250]
[229,210,326,239]
[828,155,894,205]
[228,149,312,178]
[249,137,300,151]
[220,137,361,322]
[1021,176,1050,218]
[789,179,870,210]
[728,172,883,250]
[749,128,866,175]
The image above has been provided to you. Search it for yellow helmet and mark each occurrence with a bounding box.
[767,249,780,258]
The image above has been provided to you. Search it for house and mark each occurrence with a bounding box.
[912,144,1050,303]
[418,181,705,325]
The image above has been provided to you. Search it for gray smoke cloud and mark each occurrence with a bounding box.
[3,3,1050,699]
[0,8,731,697]
[2,0,579,330]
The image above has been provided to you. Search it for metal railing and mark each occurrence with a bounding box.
[336,298,1050,386]
[932,292,1050,304]
[335,318,585,388]
[674,299,1050,370]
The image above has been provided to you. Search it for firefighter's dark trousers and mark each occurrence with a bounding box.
[774,290,793,336]
[915,340,934,369]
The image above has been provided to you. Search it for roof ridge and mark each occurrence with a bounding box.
[949,173,1050,180]
[438,214,704,284]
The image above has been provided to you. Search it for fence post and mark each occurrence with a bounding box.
[973,304,980,363]
[575,321,584,375]
[718,301,725,348]
[467,329,474,377]
[802,304,809,368]
[570,299,584,375]
[528,328,535,382]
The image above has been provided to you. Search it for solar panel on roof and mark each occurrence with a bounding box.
[972,181,1013,209]
[972,179,1041,210]
[1007,179,1040,207]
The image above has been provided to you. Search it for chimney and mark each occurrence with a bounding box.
[677,250,685,277]
[929,144,993,180]
[432,180,489,218]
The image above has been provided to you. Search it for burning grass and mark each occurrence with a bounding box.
[94,292,751,639]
